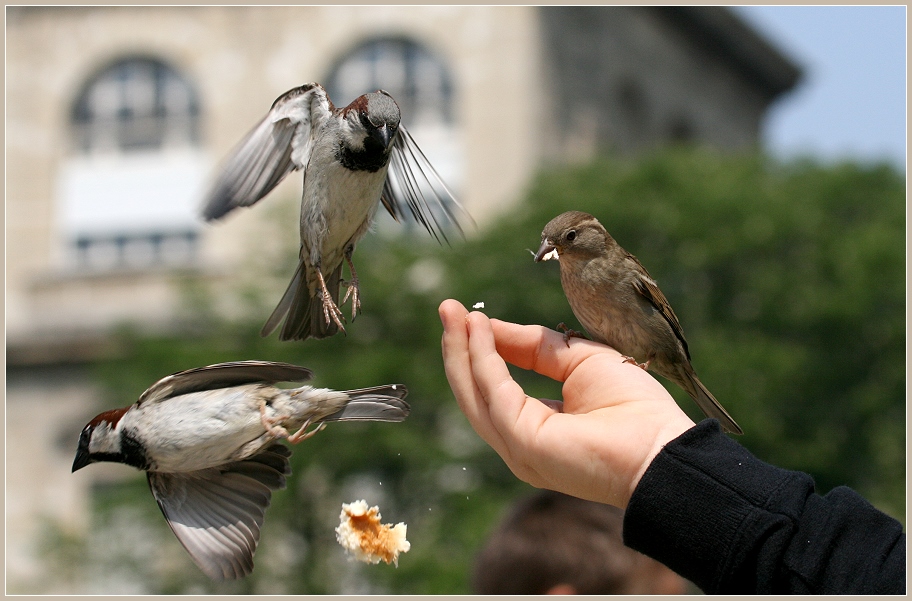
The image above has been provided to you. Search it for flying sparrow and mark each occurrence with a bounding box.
[201,83,472,341]
[533,211,743,435]
[71,360,410,580]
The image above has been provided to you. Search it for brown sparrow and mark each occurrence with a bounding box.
[534,211,742,435]
[201,83,472,341]
[72,360,410,580]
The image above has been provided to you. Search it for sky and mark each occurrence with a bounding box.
[732,5,906,171]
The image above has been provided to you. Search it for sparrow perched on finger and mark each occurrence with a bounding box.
[534,211,742,435]
[72,360,410,580]
[201,83,472,341]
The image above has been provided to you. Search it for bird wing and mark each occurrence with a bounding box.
[137,361,314,406]
[201,83,334,221]
[147,444,291,581]
[381,123,475,243]
[628,254,692,361]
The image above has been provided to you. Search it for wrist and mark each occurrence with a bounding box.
[627,416,696,505]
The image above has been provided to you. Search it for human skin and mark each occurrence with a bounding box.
[439,299,695,508]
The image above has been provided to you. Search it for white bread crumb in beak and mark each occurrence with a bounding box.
[540,249,559,261]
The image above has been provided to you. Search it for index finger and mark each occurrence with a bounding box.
[489,319,624,382]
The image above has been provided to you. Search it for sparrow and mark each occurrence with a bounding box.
[71,360,410,580]
[201,82,472,341]
[533,211,743,435]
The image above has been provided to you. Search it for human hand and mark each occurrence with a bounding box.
[439,299,696,508]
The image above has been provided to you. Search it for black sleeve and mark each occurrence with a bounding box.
[622,419,905,594]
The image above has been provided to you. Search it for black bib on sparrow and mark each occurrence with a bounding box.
[73,426,151,471]
[118,429,152,470]
[337,138,391,172]
[199,83,472,341]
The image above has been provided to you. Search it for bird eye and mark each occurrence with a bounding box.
[566,230,577,241]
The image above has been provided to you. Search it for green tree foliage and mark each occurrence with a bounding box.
[71,148,904,593]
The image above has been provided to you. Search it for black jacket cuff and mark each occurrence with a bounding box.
[622,419,905,594]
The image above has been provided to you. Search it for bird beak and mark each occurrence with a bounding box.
[72,447,92,472]
[534,239,558,262]
[370,124,393,149]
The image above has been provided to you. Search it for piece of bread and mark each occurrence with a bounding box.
[335,500,410,566]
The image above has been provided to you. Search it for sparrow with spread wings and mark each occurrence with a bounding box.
[72,360,410,580]
[202,83,472,341]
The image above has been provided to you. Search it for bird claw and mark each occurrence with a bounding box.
[258,400,326,444]
[316,267,346,333]
[259,400,291,439]
[321,291,347,333]
[287,419,326,444]
[622,355,651,371]
[341,248,361,322]
[341,277,361,322]
[557,322,587,347]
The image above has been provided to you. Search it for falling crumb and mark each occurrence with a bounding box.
[472,301,485,309]
[336,500,410,566]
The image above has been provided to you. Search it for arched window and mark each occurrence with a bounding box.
[325,37,454,127]
[324,36,463,206]
[71,57,200,154]
[58,57,207,272]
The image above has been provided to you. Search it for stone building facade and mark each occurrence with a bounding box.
[5,5,798,592]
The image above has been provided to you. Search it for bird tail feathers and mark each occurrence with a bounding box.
[261,261,304,338]
[677,367,743,435]
[260,260,343,341]
[325,385,410,422]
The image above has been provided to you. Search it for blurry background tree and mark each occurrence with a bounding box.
[49,147,905,593]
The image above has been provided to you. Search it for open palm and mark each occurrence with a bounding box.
[439,299,695,508]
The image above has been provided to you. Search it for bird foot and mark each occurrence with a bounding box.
[287,419,327,444]
[340,277,361,322]
[557,322,588,347]
[259,400,291,439]
[340,248,361,322]
[316,268,346,333]
[321,291,347,333]
[622,356,651,371]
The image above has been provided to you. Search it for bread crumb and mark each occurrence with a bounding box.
[472,301,485,309]
[335,500,410,566]
[539,249,559,262]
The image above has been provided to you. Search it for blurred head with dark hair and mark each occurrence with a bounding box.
[472,490,687,595]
